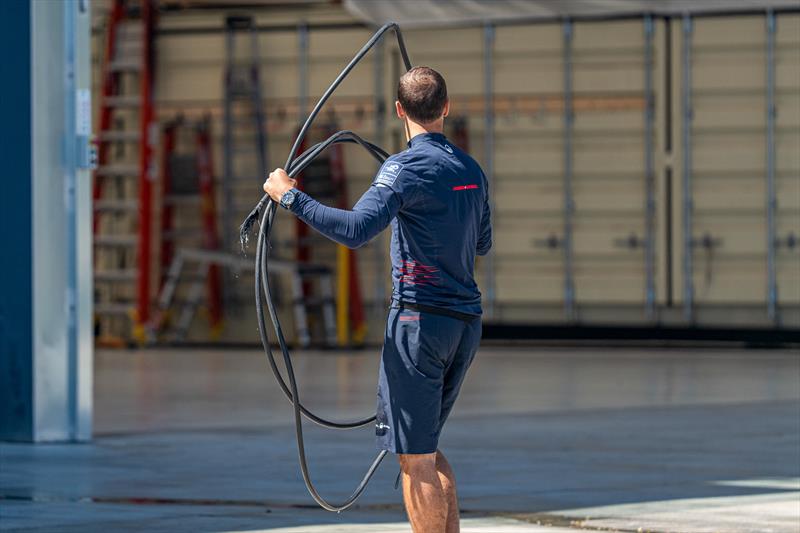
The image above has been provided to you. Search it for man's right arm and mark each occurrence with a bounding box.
[264,166,402,250]
[288,185,400,250]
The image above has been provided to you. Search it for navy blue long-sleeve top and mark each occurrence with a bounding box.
[287,132,492,315]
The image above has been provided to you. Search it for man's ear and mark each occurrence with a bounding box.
[395,100,405,119]
[442,99,450,118]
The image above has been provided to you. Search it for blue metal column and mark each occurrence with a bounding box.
[0,0,34,442]
[0,0,93,442]
[562,19,577,322]
[765,10,779,324]
[644,15,657,320]
[483,23,496,318]
[681,14,695,323]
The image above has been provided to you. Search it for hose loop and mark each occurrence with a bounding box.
[242,22,412,512]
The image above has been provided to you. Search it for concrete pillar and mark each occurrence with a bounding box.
[0,0,93,442]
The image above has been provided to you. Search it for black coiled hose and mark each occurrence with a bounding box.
[239,23,413,512]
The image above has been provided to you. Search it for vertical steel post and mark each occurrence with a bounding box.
[562,19,576,322]
[644,15,656,320]
[373,35,386,308]
[681,14,694,322]
[298,22,309,125]
[74,0,93,442]
[62,0,95,439]
[63,0,79,440]
[483,23,496,318]
[766,10,779,324]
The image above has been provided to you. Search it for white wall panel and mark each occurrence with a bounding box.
[90,5,800,340]
[672,12,799,323]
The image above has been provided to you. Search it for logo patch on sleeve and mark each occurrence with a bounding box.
[374,161,404,187]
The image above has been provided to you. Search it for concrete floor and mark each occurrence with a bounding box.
[1,345,799,532]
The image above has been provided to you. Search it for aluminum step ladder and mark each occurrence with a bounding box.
[222,15,268,255]
[157,116,224,340]
[151,249,336,346]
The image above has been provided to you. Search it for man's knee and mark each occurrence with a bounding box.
[399,452,438,475]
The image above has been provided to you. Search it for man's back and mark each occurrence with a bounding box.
[378,132,491,316]
[263,64,489,533]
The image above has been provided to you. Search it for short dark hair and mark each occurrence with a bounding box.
[397,66,448,124]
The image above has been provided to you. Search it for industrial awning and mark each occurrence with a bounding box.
[344,0,798,28]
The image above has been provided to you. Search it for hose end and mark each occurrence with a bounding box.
[239,195,267,253]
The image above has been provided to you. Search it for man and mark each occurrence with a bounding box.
[263,66,491,533]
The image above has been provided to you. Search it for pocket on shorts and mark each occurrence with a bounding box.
[395,310,444,379]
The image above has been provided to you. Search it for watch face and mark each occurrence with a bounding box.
[282,189,296,208]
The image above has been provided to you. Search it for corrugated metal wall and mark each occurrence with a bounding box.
[91,5,800,343]
[486,19,662,324]
[672,14,800,326]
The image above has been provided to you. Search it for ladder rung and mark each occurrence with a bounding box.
[230,117,260,125]
[228,90,260,99]
[116,38,144,49]
[298,234,331,245]
[94,199,138,212]
[99,130,140,142]
[95,234,137,246]
[231,147,259,155]
[96,164,139,177]
[164,195,201,206]
[163,230,203,240]
[295,297,335,307]
[115,38,144,51]
[117,20,143,33]
[95,269,137,282]
[164,274,208,283]
[105,96,140,108]
[109,60,142,72]
[94,302,134,316]
[298,265,333,276]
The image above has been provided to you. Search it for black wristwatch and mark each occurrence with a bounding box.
[279,188,298,210]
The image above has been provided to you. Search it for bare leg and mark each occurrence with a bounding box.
[399,453,448,533]
[436,450,460,533]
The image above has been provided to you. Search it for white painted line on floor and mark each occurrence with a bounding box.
[555,491,800,533]
[712,477,800,490]
[225,517,578,533]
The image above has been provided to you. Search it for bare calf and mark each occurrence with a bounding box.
[399,450,460,533]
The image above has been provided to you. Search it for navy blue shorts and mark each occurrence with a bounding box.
[375,305,482,454]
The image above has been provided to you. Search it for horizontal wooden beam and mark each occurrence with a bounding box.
[155,92,646,123]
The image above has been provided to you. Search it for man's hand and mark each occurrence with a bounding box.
[263,168,298,203]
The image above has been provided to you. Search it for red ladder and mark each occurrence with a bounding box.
[93,0,157,344]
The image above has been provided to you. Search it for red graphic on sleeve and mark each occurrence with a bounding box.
[452,184,479,191]
[399,260,440,286]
